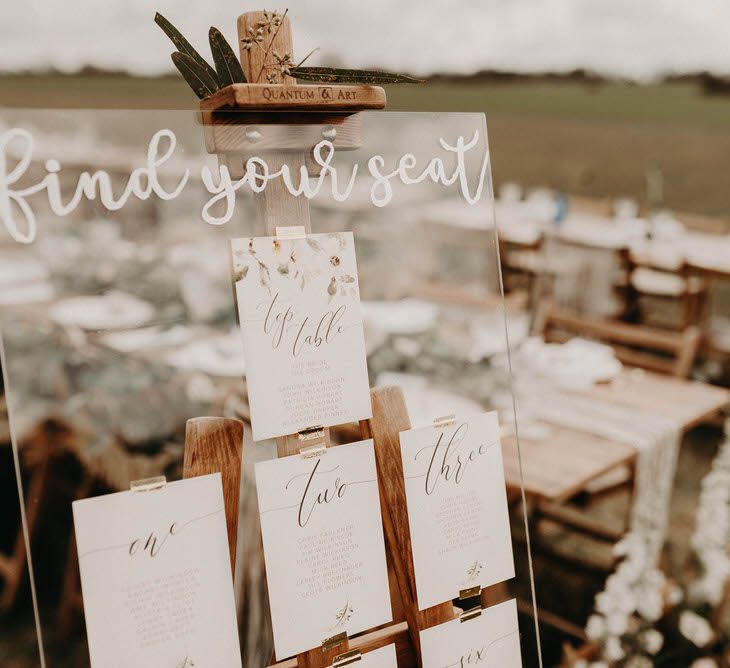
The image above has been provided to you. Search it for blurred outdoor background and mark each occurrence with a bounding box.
[2,2,730,668]
[2,1,730,221]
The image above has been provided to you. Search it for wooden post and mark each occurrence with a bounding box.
[237,13,344,668]
[200,11,432,666]
[183,417,244,572]
[361,387,457,662]
[238,11,297,85]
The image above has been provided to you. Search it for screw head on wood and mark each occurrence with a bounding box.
[245,126,263,142]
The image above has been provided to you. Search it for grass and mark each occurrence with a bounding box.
[1,74,729,221]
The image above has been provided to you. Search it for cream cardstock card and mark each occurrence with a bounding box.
[230,232,372,441]
[256,439,392,659]
[400,411,515,610]
[72,474,241,668]
[419,599,522,668]
[351,643,398,668]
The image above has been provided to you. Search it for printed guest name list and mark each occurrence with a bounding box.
[400,411,515,610]
[230,231,372,441]
[256,440,392,659]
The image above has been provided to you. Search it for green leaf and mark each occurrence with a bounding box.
[209,27,246,86]
[155,12,219,87]
[290,67,425,85]
[171,52,219,100]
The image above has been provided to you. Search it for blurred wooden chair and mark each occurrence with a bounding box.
[628,265,710,331]
[0,418,76,612]
[534,300,701,379]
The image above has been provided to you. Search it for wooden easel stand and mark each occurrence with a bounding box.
[187,11,507,667]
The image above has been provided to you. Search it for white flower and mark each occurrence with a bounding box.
[639,628,664,655]
[666,583,684,606]
[606,612,629,636]
[595,592,613,615]
[679,610,714,648]
[603,636,625,662]
[636,590,663,622]
[690,659,719,668]
[626,656,653,668]
[586,614,606,641]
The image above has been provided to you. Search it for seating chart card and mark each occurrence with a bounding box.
[348,644,398,668]
[419,599,522,668]
[230,231,372,441]
[72,474,241,668]
[256,439,392,659]
[400,411,514,610]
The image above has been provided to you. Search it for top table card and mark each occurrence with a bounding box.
[230,231,372,441]
[72,474,242,668]
[400,411,515,610]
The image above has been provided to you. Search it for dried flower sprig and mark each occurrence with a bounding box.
[240,25,265,52]
[291,67,424,84]
[155,9,424,99]
[253,8,289,83]
[258,10,283,34]
[155,12,246,99]
[273,51,294,77]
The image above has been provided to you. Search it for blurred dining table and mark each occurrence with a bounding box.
[500,368,730,503]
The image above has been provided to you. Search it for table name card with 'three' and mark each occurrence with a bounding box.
[420,598,522,668]
[399,411,515,611]
[230,231,372,441]
[72,474,241,667]
[255,439,392,660]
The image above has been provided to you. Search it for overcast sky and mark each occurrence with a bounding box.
[1,0,729,81]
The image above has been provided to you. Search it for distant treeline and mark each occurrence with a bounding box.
[4,65,730,95]
[667,72,730,95]
[428,68,730,95]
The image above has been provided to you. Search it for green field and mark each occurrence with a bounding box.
[2,74,729,222]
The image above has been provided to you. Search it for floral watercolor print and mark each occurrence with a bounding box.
[72,474,242,668]
[230,231,372,441]
[255,440,392,659]
[419,599,522,668]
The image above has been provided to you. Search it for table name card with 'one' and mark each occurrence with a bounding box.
[400,411,515,610]
[230,231,372,441]
[256,439,392,659]
[72,474,241,668]
[419,599,522,668]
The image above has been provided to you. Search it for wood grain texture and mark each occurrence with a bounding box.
[535,301,702,378]
[502,426,636,503]
[201,83,387,112]
[229,14,398,665]
[183,417,244,572]
[201,111,365,153]
[363,386,456,661]
[238,12,296,85]
[271,622,414,668]
[238,21,339,661]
